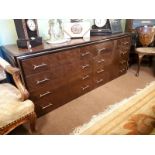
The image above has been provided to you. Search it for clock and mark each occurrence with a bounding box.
[71,24,83,34]
[26,19,36,31]
[14,19,42,48]
[94,19,107,28]
[90,19,112,36]
[63,21,90,39]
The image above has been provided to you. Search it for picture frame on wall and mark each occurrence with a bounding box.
[109,19,123,34]
[125,19,155,32]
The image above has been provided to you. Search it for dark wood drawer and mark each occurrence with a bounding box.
[120,51,128,60]
[119,59,128,67]
[21,53,59,76]
[94,58,105,71]
[25,71,52,91]
[80,46,92,61]
[119,68,127,75]
[90,41,114,56]
[30,85,70,116]
[68,75,93,100]
[93,71,109,88]
[21,48,80,77]
[25,64,66,91]
[121,37,131,46]
[80,61,93,75]
[118,38,131,51]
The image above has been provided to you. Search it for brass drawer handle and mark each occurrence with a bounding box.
[81,51,90,57]
[39,91,51,98]
[123,41,129,45]
[41,103,53,109]
[82,75,90,80]
[36,78,50,85]
[120,68,126,73]
[121,51,127,55]
[33,63,47,70]
[97,69,104,74]
[82,85,90,90]
[120,60,126,64]
[97,59,105,63]
[96,79,103,84]
[98,47,106,53]
[82,64,90,69]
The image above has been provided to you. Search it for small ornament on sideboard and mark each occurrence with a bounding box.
[90,19,123,36]
[90,19,112,36]
[14,19,42,48]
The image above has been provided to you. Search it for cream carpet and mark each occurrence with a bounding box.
[10,65,155,135]
[72,81,155,135]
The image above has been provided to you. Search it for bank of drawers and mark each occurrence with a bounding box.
[118,37,131,75]
[20,38,130,116]
[21,48,82,116]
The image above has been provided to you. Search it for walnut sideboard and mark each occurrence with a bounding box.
[1,33,131,117]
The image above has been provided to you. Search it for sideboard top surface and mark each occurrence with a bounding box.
[2,33,131,58]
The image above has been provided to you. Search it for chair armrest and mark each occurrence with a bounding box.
[0,57,29,101]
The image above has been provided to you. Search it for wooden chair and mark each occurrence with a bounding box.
[135,25,155,76]
[0,57,36,135]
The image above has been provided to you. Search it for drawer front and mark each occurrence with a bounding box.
[25,71,52,91]
[118,37,131,53]
[120,51,128,60]
[94,58,105,71]
[68,76,93,100]
[90,41,114,57]
[93,70,109,88]
[21,48,80,77]
[80,61,93,75]
[21,53,58,76]
[119,63,128,75]
[30,85,70,116]
[119,37,131,48]
[80,46,92,60]
[117,36,131,77]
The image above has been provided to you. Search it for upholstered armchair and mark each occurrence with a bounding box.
[0,57,36,135]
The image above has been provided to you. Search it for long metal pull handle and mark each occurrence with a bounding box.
[120,60,126,65]
[39,91,51,98]
[96,79,103,84]
[33,63,47,70]
[82,64,90,69]
[82,75,89,80]
[82,85,90,90]
[121,51,127,55]
[41,103,53,109]
[97,59,105,63]
[97,69,104,74]
[123,41,129,45]
[36,78,49,85]
[98,47,106,53]
[120,68,126,73]
[81,52,90,57]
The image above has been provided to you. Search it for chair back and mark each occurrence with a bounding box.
[136,26,155,47]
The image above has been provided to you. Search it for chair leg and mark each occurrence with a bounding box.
[136,53,144,77]
[29,113,37,134]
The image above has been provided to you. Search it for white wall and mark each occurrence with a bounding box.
[0,19,126,46]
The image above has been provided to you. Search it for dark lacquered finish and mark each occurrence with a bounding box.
[2,34,131,117]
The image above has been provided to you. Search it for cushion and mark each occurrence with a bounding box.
[0,83,34,128]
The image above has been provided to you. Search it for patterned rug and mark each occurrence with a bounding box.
[72,81,155,135]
